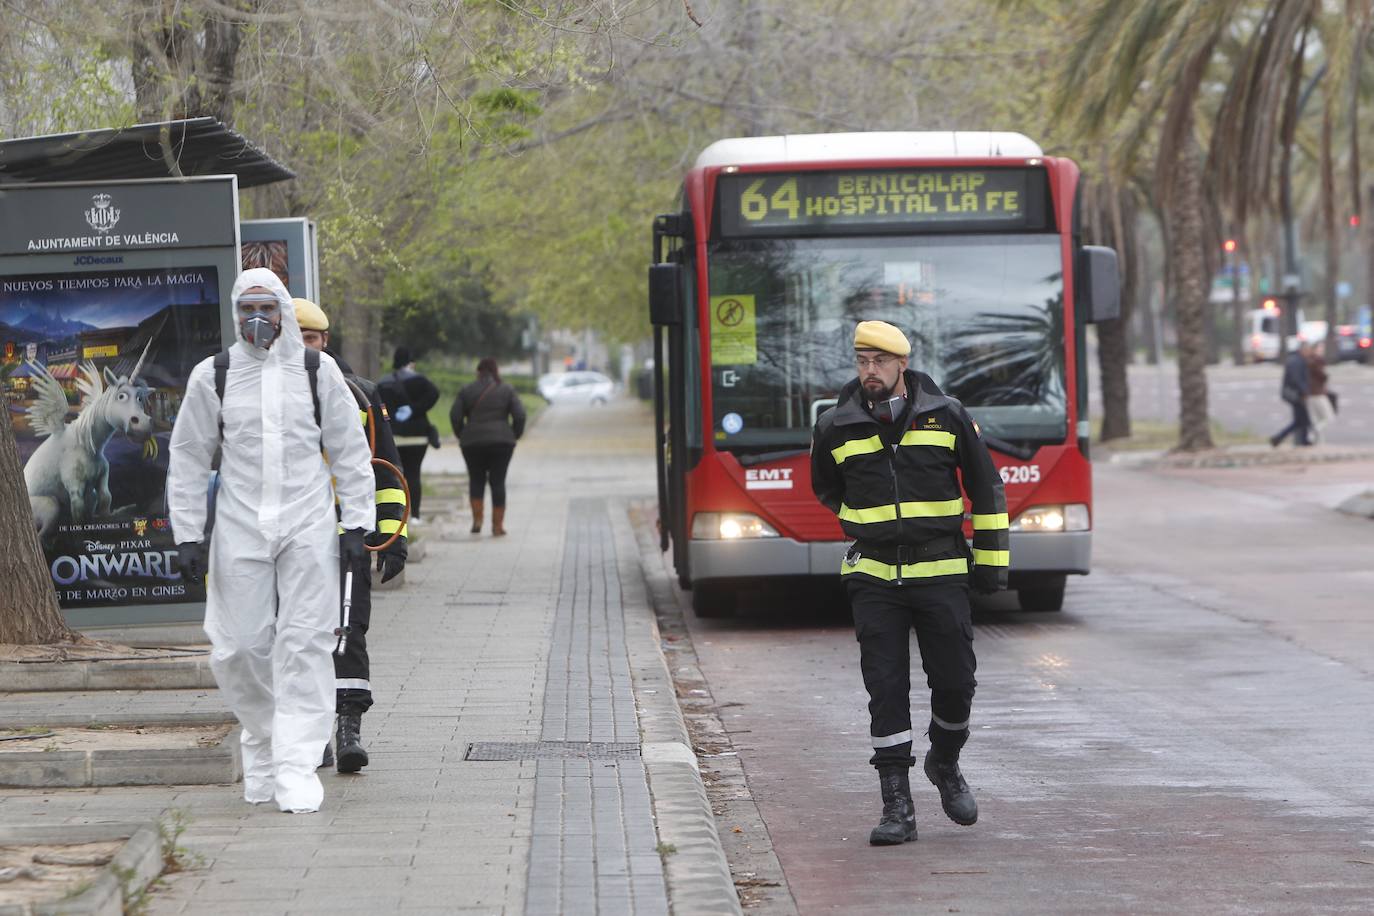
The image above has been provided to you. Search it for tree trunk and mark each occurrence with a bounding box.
[0,410,77,645]
[1098,188,1135,441]
[1170,135,1215,451]
[1320,97,1339,361]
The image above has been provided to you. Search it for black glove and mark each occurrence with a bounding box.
[970,564,1001,596]
[340,528,367,574]
[175,542,208,583]
[375,548,406,583]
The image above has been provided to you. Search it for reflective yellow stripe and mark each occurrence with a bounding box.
[899,429,956,449]
[973,548,1010,566]
[358,409,368,426]
[841,556,969,580]
[376,488,406,505]
[378,519,408,538]
[838,503,898,524]
[831,435,884,464]
[972,513,1009,530]
[898,498,964,518]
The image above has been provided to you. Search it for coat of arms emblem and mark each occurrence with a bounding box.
[85,193,121,233]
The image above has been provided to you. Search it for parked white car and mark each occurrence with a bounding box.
[538,371,615,405]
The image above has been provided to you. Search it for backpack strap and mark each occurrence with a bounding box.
[213,350,231,440]
[304,347,321,428]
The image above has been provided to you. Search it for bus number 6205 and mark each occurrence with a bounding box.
[1000,465,1040,484]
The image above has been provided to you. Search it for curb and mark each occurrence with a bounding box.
[0,653,216,693]
[1105,444,1374,469]
[0,722,240,789]
[610,501,743,916]
[0,821,163,916]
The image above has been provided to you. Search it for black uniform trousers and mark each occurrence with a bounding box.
[335,562,374,712]
[848,579,976,768]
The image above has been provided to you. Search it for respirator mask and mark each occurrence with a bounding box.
[237,294,282,350]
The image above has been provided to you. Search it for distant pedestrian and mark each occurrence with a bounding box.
[451,357,526,536]
[1271,343,1312,448]
[379,348,441,524]
[811,320,1008,846]
[1304,346,1334,445]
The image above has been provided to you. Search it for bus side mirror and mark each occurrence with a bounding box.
[1078,245,1120,323]
[649,263,684,326]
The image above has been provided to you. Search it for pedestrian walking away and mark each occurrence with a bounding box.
[810,320,1009,846]
[1304,344,1335,445]
[166,268,375,813]
[296,298,409,773]
[379,347,441,524]
[451,357,526,536]
[1271,342,1313,448]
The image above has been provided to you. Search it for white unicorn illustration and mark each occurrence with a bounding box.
[24,340,155,542]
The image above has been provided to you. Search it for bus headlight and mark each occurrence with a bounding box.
[1010,504,1090,532]
[691,512,780,539]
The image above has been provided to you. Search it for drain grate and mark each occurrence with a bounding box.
[974,623,1077,640]
[464,741,641,761]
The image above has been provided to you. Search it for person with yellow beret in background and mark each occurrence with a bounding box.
[810,319,1009,846]
[296,297,409,773]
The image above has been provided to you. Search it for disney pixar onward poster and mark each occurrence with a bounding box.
[1,267,221,609]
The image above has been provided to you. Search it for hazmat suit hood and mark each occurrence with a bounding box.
[231,268,304,360]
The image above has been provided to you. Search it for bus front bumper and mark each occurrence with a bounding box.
[688,531,1091,584]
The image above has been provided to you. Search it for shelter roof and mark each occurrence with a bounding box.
[0,118,294,188]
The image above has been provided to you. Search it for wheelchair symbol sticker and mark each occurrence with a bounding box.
[721,412,744,435]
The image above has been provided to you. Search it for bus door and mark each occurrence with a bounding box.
[649,213,692,588]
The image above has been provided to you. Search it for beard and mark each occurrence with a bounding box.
[862,377,895,402]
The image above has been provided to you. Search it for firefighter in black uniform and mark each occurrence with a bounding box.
[296,298,409,773]
[811,320,1009,846]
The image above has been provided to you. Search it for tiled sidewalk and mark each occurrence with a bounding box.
[0,400,733,915]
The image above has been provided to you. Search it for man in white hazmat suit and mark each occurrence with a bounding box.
[167,267,375,813]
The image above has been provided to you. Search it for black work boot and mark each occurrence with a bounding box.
[335,706,369,773]
[924,746,978,825]
[319,742,334,769]
[869,766,917,845]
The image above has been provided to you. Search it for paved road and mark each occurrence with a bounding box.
[1090,361,1374,445]
[674,458,1374,913]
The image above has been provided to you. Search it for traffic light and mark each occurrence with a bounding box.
[1223,238,1238,253]
[1350,215,1361,228]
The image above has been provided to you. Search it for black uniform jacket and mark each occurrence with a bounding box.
[333,352,409,557]
[810,369,1008,587]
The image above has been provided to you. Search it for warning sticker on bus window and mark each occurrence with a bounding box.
[710,294,757,365]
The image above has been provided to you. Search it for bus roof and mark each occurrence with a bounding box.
[694,132,1043,169]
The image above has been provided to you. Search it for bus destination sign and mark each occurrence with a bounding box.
[716,168,1048,237]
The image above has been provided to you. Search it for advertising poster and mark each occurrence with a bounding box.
[1,266,221,609]
[241,218,316,301]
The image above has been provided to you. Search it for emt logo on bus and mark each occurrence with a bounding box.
[745,467,794,490]
[717,168,1050,237]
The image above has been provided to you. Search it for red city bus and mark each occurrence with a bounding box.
[647,132,1119,616]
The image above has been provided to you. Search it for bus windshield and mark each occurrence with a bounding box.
[706,234,1066,452]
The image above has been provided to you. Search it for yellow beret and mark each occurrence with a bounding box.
[292,297,329,331]
[853,320,910,356]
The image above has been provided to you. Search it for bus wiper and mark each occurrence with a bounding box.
[983,436,1037,461]
[736,448,810,467]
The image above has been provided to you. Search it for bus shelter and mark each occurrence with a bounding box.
[0,119,294,627]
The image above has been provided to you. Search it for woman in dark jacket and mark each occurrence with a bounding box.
[451,358,526,535]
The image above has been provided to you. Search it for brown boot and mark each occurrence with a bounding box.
[492,507,506,537]
[469,499,484,534]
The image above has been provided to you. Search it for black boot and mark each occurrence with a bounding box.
[924,746,977,825]
[869,766,917,846]
[335,706,369,773]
